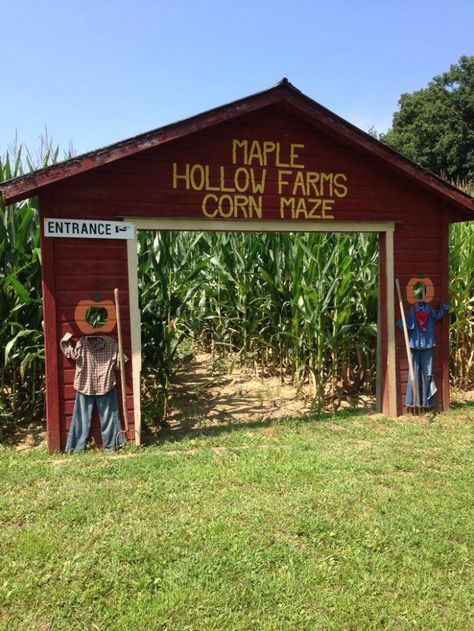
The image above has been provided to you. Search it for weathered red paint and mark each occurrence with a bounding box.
[1,82,473,452]
[440,212,450,411]
[378,232,389,416]
[2,82,473,215]
[39,191,61,451]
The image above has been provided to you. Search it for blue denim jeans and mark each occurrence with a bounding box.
[65,386,125,452]
[405,348,437,408]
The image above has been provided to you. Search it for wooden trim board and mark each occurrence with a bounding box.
[127,237,141,445]
[125,219,397,440]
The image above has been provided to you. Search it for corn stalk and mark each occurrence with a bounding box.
[0,143,59,436]
[450,221,474,389]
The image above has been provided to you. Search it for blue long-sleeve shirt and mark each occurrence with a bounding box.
[397,302,449,349]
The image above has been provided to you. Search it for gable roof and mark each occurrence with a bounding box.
[1,79,473,217]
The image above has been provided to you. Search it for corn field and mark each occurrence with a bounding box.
[0,146,56,433]
[450,220,474,389]
[1,147,473,435]
[138,230,379,420]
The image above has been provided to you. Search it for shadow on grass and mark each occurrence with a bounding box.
[1,420,46,450]
[143,395,474,448]
[449,399,474,412]
[141,354,381,447]
[142,403,375,447]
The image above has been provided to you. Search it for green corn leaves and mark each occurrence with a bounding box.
[138,223,474,425]
[0,146,54,430]
[138,230,381,418]
[450,221,474,390]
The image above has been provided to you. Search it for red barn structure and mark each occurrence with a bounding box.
[1,80,473,453]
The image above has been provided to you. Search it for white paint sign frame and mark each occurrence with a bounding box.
[44,218,135,240]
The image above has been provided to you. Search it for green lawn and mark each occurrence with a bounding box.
[1,403,473,631]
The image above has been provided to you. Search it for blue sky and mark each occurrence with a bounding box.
[2,0,473,159]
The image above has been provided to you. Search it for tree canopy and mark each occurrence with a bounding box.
[381,56,474,185]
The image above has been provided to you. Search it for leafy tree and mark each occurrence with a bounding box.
[381,56,474,184]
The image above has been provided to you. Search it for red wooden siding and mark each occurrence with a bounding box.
[45,110,440,219]
[393,217,447,414]
[40,224,132,451]
[39,104,452,449]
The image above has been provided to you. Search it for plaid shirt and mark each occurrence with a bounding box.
[60,335,123,395]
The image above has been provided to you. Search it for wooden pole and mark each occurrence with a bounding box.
[114,288,129,433]
[395,278,417,408]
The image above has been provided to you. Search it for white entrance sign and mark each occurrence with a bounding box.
[44,218,135,240]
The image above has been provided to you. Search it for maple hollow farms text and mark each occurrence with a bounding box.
[172,139,349,220]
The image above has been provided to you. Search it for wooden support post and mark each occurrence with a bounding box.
[440,211,450,411]
[127,235,141,445]
[376,284,382,413]
[385,227,397,417]
[39,193,61,452]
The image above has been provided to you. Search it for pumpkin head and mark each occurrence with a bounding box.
[406,276,434,304]
[74,293,117,334]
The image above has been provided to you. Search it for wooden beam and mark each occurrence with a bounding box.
[39,192,61,452]
[376,283,382,413]
[127,236,142,445]
[440,210,450,411]
[130,218,394,233]
[385,227,397,417]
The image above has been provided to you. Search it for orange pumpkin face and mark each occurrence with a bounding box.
[74,296,117,334]
[406,277,435,304]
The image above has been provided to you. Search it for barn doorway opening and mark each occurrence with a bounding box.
[128,220,394,442]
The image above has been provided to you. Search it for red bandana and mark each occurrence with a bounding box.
[415,308,429,331]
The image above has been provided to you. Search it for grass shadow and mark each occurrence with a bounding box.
[141,353,379,446]
[1,419,46,450]
[142,402,376,447]
[449,399,474,412]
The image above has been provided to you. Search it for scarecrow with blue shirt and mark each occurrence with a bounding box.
[397,279,449,409]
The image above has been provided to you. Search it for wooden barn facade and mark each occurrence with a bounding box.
[1,80,473,452]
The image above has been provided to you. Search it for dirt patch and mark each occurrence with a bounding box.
[374,424,395,433]
[140,353,379,445]
[153,353,316,431]
[453,390,474,403]
[9,421,46,451]
[212,446,228,456]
